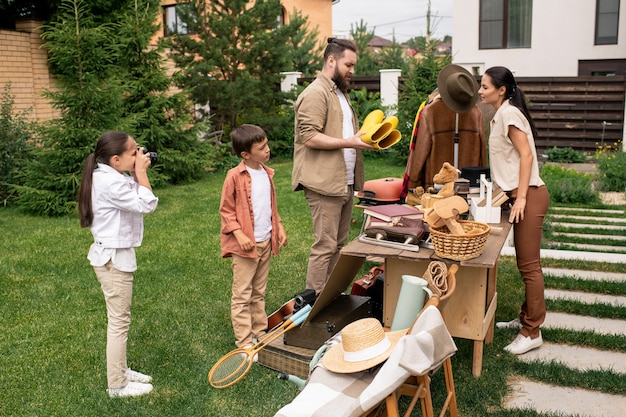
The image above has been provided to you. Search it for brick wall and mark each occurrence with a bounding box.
[0,20,59,122]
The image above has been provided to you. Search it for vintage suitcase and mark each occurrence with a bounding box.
[356,177,403,205]
[284,294,372,350]
[351,265,384,296]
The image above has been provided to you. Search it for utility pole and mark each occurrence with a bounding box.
[426,0,432,43]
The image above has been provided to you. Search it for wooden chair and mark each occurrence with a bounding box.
[362,264,459,417]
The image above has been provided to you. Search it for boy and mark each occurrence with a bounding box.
[219,124,287,348]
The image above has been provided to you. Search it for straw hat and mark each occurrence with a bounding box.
[322,318,406,373]
[437,64,479,113]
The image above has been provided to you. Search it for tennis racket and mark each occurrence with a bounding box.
[208,304,312,389]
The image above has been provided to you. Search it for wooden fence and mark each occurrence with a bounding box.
[301,75,626,154]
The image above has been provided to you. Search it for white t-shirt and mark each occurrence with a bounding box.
[246,165,272,242]
[337,90,356,186]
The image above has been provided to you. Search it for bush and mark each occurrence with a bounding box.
[0,83,34,206]
[545,146,587,163]
[540,164,600,205]
[595,143,626,192]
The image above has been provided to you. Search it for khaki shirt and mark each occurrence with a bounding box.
[292,74,364,196]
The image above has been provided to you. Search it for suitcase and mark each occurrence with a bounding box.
[356,177,403,205]
[351,266,384,296]
[283,294,372,350]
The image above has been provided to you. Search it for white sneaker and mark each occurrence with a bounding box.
[241,344,258,362]
[504,332,543,355]
[496,318,522,329]
[126,368,152,383]
[107,381,153,398]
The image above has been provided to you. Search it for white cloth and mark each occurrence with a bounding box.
[274,306,457,417]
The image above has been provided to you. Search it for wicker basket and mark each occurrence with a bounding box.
[429,220,491,261]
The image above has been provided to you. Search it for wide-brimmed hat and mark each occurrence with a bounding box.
[322,318,406,373]
[437,64,479,113]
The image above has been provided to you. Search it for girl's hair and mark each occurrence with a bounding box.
[77,131,130,228]
[484,66,538,140]
[230,124,267,156]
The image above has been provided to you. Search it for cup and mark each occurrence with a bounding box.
[391,275,433,331]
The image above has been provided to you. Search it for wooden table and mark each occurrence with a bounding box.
[341,215,513,377]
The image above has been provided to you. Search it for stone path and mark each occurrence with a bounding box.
[500,204,626,416]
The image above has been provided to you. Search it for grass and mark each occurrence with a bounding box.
[1,155,625,416]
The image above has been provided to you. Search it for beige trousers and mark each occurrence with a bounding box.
[94,261,133,389]
[231,239,271,347]
[304,186,354,293]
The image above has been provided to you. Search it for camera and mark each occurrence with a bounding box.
[138,147,158,165]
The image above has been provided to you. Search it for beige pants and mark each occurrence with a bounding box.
[94,261,133,389]
[231,239,271,347]
[304,186,354,293]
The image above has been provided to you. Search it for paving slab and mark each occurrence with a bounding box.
[505,376,626,417]
[550,221,626,231]
[501,246,626,263]
[551,206,624,215]
[545,288,626,307]
[542,268,626,282]
[550,214,626,224]
[543,312,626,336]
[552,231,626,241]
[546,242,626,253]
[517,342,626,374]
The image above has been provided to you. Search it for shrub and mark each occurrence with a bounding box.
[595,143,626,192]
[540,164,600,205]
[545,146,587,163]
[0,83,34,206]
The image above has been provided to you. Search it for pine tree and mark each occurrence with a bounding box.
[14,0,124,216]
[166,0,292,131]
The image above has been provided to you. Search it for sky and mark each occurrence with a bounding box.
[332,0,453,43]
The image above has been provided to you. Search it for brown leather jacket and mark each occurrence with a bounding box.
[406,99,486,189]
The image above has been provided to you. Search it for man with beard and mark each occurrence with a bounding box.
[292,37,375,294]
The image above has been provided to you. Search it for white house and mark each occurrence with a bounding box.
[452,0,626,77]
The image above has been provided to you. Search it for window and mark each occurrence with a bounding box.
[479,0,533,49]
[595,0,620,45]
[163,3,195,36]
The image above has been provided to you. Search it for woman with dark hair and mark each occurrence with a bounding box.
[78,131,158,397]
[479,66,549,355]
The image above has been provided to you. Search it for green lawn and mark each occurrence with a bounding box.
[1,156,624,416]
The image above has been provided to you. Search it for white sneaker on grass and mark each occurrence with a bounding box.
[496,318,522,329]
[504,332,543,355]
[126,368,152,383]
[107,381,153,398]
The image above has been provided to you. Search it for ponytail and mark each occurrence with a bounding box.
[78,153,97,228]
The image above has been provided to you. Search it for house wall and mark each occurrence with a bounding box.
[0,20,59,122]
[452,0,626,77]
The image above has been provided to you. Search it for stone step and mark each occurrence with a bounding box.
[551,221,626,231]
[504,377,626,417]
[543,268,626,282]
[552,231,626,241]
[517,342,626,374]
[545,288,626,308]
[543,311,626,336]
[551,206,624,215]
[544,241,626,253]
[501,246,626,263]
[549,214,626,224]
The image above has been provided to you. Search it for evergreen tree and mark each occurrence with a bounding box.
[350,20,378,76]
[281,9,323,77]
[113,0,213,186]
[166,0,292,131]
[14,0,124,216]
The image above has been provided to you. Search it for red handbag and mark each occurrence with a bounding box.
[351,265,385,296]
